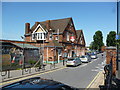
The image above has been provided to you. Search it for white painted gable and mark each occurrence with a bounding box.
[33,24,47,34]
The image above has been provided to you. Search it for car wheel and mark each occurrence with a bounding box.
[74,64,77,67]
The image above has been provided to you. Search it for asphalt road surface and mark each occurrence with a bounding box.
[35,53,106,88]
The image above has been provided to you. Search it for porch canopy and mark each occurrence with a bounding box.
[12,43,38,49]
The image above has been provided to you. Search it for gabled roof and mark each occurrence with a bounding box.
[76,30,82,39]
[76,30,86,45]
[30,17,72,34]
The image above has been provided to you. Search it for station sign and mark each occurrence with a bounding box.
[70,36,75,42]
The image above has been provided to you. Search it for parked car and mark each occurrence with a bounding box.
[91,53,97,59]
[2,77,78,90]
[66,57,82,66]
[95,51,99,54]
[79,55,91,63]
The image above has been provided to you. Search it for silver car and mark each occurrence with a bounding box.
[66,57,82,66]
[91,54,97,59]
[80,55,91,63]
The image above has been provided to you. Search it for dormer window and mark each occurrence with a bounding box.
[32,24,47,41]
[32,32,46,40]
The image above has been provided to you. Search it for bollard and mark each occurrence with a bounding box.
[1,71,7,76]
[8,70,11,78]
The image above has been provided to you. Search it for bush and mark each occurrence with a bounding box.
[28,60,36,65]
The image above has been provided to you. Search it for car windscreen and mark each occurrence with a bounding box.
[68,58,74,61]
[80,56,85,58]
[91,54,96,55]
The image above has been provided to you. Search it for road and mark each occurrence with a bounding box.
[33,53,106,88]
[1,53,105,88]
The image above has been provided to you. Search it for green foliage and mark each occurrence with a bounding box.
[116,39,120,47]
[89,41,94,50]
[91,30,104,51]
[28,60,36,65]
[11,63,18,66]
[106,31,116,46]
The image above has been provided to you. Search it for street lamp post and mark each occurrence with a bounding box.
[21,36,25,75]
[116,0,120,78]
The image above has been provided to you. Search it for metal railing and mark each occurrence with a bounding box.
[99,59,120,89]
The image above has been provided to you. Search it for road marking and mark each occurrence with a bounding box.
[0,66,66,86]
[86,72,101,89]
[95,66,100,69]
[91,69,100,72]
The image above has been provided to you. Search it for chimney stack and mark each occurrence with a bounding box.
[25,23,30,34]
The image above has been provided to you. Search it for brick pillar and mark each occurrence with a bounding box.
[106,47,117,75]
[112,52,117,75]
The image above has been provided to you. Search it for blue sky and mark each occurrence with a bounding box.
[2,2,117,46]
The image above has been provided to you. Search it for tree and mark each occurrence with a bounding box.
[89,41,94,50]
[106,31,116,46]
[93,30,104,51]
[89,41,96,50]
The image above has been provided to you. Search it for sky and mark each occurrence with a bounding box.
[1,2,118,46]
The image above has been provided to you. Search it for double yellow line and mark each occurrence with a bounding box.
[86,72,101,89]
[0,66,66,86]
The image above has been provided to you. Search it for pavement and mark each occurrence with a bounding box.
[88,71,104,88]
[1,62,65,83]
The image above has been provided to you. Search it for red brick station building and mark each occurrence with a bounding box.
[1,17,86,64]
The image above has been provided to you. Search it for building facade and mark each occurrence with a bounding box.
[24,17,86,64]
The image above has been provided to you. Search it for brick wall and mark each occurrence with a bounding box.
[106,47,117,75]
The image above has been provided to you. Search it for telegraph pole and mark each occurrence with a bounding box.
[116,0,120,78]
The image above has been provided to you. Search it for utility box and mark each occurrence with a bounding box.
[106,46,117,75]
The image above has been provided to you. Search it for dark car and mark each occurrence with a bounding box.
[2,77,78,90]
